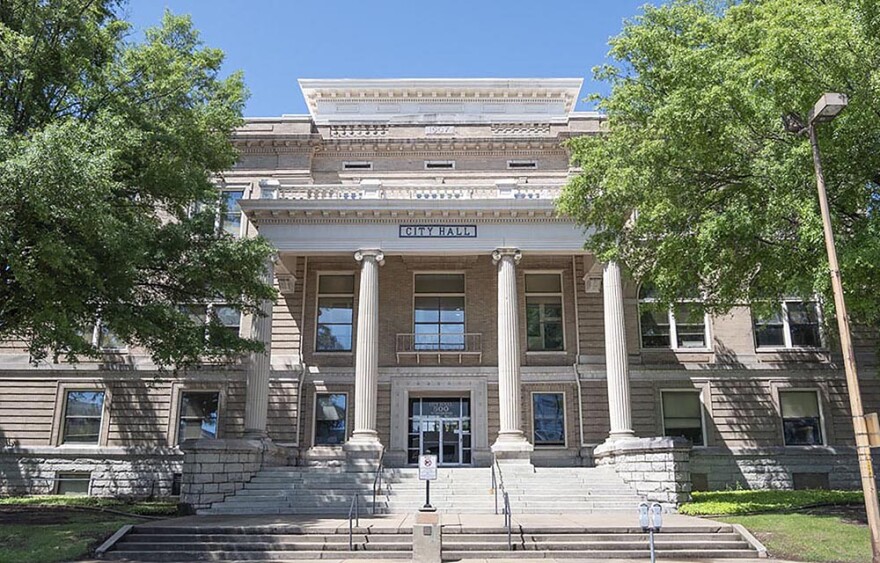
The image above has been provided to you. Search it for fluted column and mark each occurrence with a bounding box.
[603,261,635,440]
[491,248,533,460]
[244,256,275,437]
[348,249,384,446]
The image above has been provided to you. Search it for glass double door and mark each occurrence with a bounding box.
[408,397,471,465]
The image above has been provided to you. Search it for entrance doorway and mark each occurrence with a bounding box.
[408,397,471,465]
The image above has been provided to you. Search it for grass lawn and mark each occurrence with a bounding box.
[679,489,863,516]
[721,512,870,563]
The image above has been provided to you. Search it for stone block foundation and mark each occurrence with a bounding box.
[593,437,692,508]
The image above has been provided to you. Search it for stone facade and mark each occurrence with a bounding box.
[594,437,692,508]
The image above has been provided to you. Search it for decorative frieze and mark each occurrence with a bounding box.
[329,124,389,138]
[491,123,552,137]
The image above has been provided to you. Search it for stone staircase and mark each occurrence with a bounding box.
[202,465,645,515]
[103,520,762,561]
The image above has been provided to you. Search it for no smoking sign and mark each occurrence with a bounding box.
[418,454,438,480]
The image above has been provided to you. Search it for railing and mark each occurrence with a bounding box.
[503,491,512,551]
[371,449,385,516]
[396,333,482,364]
[259,182,562,201]
[348,493,360,551]
[492,455,513,551]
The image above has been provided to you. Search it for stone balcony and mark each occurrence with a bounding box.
[256,179,562,202]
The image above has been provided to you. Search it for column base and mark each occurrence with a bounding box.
[343,433,384,472]
[602,430,637,445]
[491,432,534,464]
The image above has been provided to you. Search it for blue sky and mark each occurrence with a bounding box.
[125,1,653,117]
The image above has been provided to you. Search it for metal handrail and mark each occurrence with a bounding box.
[348,493,360,550]
[503,491,512,551]
[491,462,498,514]
[492,455,513,550]
[371,449,385,515]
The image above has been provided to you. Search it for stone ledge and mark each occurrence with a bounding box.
[594,436,691,457]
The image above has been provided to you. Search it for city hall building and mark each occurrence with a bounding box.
[1,79,877,505]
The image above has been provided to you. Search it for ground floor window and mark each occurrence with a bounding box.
[177,391,219,444]
[62,390,105,444]
[780,390,823,446]
[661,391,705,446]
[408,397,471,465]
[314,393,347,445]
[55,472,91,495]
[532,393,565,446]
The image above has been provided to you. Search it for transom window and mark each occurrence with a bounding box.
[316,274,355,352]
[754,300,822,349]
[661,391,705,446]
[639,285,707,350]
[525,273,564,352]
[314,393,347,445]
[62,391,105,444]
[219,190,244,237]
[414,274,465,351]
[532,393,565,446]
[780,390,823,446]
[177,391,220,444]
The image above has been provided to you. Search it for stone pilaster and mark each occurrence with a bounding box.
[345,249,384,465]
[491,248,533,461]
[603,261,635,440]
[244,257,275,437]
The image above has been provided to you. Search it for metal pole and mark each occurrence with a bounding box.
[425,479,431,509]
[649,529,655,563]
[809,122,880,562]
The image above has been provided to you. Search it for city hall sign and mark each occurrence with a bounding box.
[399,225,477,238]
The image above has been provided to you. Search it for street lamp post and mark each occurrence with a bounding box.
[807,92,880,562]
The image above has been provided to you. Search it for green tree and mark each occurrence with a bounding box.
[559,0,880,327]
[0,1,276,367]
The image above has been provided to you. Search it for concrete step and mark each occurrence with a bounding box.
[441,549,759,559]
[114,541,412,552]
[123,534,411,543]
[104,550,411,561]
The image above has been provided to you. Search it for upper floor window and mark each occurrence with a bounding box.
[182,304,241,341]
[424,160,455,170]
[525,273,564,352]
[82,321,125,351]
[661,390,705,446]
[316,274,355,352]
[62,390,105,444]
[754,300,822,349]
[219,190,244,237]
[178,391,220,444]
[780,390,823,446]
[343,161,372,171]
[638,285,707,350]
[507,160,537,169]
[414,273,465,351]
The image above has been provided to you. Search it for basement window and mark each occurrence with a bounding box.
[424,160,455,170]
[55,472,91,495]
[507,160,537,169]
[342,161,373,171]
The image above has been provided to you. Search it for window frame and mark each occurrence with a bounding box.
[81,320,127,353]
[753,299,825,351]
[52,382,110,447]
[424,160,455,170]
[342,161,373,171]
[59,389,107,446]
[777,388,826,447]
[314,271,356,354]
[659,389,707,447]
[637,286,711,352]
[411,271,467,352]
[54,471,92,496]
[218,188,245,238]
[530,391,567,448]
[312,391,349,447]
[507,160,538,170]
[180,303,242,342]
[168,384,225,446]
[524,271,566,354]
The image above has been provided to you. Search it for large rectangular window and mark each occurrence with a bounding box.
[177,391,219,444]
[661,391,704,446]
[414,274,465,351]
[316,274,355,352]
[532,393,565,446]
[220,190,244,237]
[754,301,822,349]
[525,274,564,352]
[639,285,707,350]
[314,393,347,445]
[62,391,105,444]
[780,390,823,446]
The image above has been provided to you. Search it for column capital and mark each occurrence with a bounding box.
[492,248,522,265]
[354,249,385,265]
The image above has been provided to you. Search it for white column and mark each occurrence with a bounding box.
[244,256,275,438]
[348,249,384,446]
[603,261,635,440]
[491,248,533,460]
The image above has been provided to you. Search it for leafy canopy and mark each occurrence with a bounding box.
[0,1,276,367]
[559,0,880,325]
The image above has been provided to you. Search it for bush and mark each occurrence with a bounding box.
[679,489,863,516]
[0,495,178,516]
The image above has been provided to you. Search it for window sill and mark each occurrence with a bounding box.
[756,347,828,353]
[526,351,567,355]
[312,351,353,356]
[533,445,568,450]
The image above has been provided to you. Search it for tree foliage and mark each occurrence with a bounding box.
[0,0,276,367]
[559,0,880,327]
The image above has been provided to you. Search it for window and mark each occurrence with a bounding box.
[316,274,355,352]
[414,274,465,351]
[661,391,704,446]
[424,160,455,170]
[314,393,347,445]
[181,304,241,341]
[507,160,537,169]
[220,190,244,237]
[343,161,372,171]
[638,285,707,350]
[525,273,564,351]
[532,393,565,446]
[177,391,219,444]
[780,390,823,446]
[62,391,105,444]
[81,322,125,351]
[55,472,91,495]
[754,300,822,349]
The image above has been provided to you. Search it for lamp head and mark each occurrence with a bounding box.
[810,93,848,124]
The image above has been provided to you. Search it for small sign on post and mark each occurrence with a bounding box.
[419,454,438,512]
